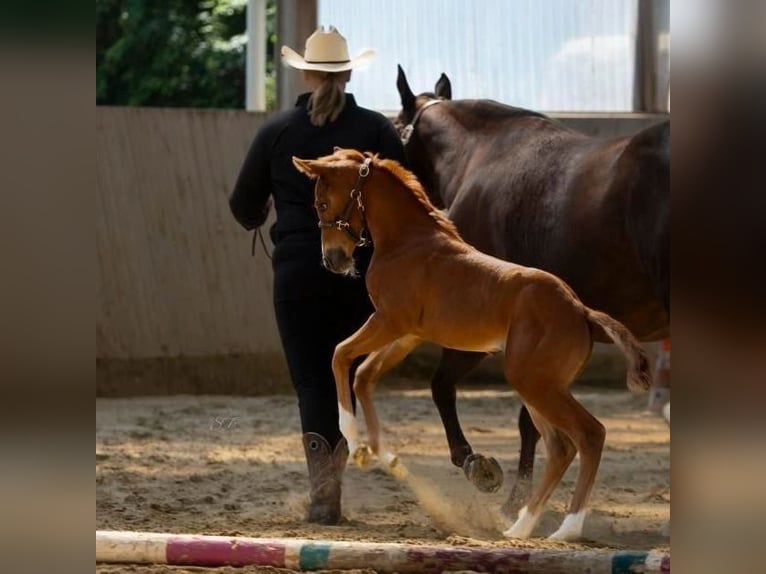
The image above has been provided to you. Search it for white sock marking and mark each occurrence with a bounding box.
[503,505,541,539]
[338,405,358,441]
[548,510,588,541]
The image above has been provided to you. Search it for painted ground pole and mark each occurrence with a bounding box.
[97,530,670,573]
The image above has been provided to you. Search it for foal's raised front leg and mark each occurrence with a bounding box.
[353,335,421,468]
[332,312,398,466]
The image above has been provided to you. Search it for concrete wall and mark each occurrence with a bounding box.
[96,107,289,394]
[96,106,666,395]
[551,111,666,138]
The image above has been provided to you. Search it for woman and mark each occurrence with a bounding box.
[229,26,406,524]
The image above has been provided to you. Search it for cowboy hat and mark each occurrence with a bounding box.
[280,26,375,72]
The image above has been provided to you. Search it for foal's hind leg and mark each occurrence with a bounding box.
[506,390,605,541]
[503,303,599,541]
[503,407,576,538]
[505,346,591,515]
[501,405,541,516]
[545,394,605,540]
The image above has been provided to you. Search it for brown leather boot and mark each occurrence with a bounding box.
[302,433,348,524]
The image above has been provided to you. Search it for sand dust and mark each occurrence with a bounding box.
[96,381,669,572]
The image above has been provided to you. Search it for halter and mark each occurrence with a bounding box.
[400,98,443,145]
[317,157,372,247]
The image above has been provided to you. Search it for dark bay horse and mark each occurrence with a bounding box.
[395,66,669,508]
[293,148,651,540]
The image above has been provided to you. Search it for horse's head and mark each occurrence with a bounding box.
[394,66,452,209]
[293,148,372,276]
[394,65,452,139]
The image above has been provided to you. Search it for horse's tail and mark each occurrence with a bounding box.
[585,309,652,393]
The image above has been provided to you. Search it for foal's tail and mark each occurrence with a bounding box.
[585,309,652,393]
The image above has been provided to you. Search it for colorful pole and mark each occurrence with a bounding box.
[97,530,670,573]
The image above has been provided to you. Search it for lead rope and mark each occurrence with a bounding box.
[251,227,273,260]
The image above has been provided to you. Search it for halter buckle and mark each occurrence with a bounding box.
[400,124,414,145]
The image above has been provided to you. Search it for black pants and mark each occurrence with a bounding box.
[275,286,373,447]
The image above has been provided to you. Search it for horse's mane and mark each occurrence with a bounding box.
[373,156,463,241]
[453,99,547,121]
[445,99,552,132]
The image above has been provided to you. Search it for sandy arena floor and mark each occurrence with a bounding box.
[96,381,670,572]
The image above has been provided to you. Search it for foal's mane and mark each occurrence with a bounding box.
[373,156,462,240]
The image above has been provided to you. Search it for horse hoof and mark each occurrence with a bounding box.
[463,454,503,493]
[351,444,374,469]
[382,451,409,480]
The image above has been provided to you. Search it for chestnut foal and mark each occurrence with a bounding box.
[293,149,651,541]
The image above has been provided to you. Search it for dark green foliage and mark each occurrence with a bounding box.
[97,0,276,109]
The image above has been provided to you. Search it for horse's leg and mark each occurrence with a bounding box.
[503,303,599,541]
[332,312,398,467]
[431,349,485,467]
[432,350,504,493]
[544,394,605,540]
[353,335,421,469]
[501,404,541,516]
[503,406,576,539]
[505,385,603,541]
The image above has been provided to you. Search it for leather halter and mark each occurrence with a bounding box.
[317,157,372,247]
[400,98,443,145]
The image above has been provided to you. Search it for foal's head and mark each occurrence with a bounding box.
[293,148,372,275]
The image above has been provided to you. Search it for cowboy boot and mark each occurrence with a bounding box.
[302,433,349,524]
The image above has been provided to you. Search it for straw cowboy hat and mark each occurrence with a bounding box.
[280,26,375,72]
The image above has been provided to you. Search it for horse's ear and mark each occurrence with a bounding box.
[397,64,416,111]
[435,73,452,100]
[292,157,321,179]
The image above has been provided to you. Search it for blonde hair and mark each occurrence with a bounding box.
[305,70,351,126]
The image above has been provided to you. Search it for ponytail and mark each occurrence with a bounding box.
[306,70,350,126]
